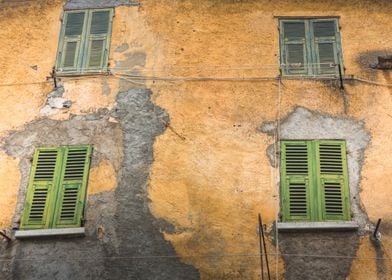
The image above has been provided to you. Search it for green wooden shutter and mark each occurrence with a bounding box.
[315,141,350,221]
[20,149,62,229]
[57,11,88,72]
[311,20,340,75]
[53,145,92,228]
[281,21,309,75]
[281,141,314,221]
[84,10,113,72]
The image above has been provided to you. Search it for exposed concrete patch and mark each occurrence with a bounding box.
[104,89,200,279]
[279,232,360,280]
[357,49,392,70]
[40,86,73,116]
[115,43,129,53]
[260,106,371,280]
[370,237,388,279]
[1,111,123,280]
[260,106,371,229]
[1,88,198,279]
[64,0,139,10]
[114,51,146,69]
[114,51,147,91]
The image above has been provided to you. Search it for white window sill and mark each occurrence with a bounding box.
[15,227,85,239]
[277,221,358,232]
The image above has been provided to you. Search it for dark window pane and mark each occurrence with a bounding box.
[65,13,85,36]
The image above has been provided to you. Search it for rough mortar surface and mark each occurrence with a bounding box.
[261,106,371,279]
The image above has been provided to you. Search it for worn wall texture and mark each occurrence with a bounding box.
[0,0,391,279]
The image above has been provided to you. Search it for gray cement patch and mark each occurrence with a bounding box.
[279,232,359,280]
[104,89,199,279]
[260,106,371,280]
[1,112,123,280]
[0,89,199,279]
[260,106,371,230]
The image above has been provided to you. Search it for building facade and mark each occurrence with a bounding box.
[0,0,391,279]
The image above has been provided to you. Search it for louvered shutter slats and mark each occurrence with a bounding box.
[20,150,60,229]
[280,19,341,76]
[20,146,91,230]
[311,20,339,75]
[58,12,86,72]
[56,9,112,73]
[317,141,350,221]
[281,142,312,221]
[86,10,111,71]
[281,140,350,222]
[54,146,91,227]
[282,22,308,75]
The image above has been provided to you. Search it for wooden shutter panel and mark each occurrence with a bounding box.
[20,149,61,229]
[85,10,112,71]
[57,11,87,72]
[311,20,340,75]
[316,141,350,221]
[281,141,313,221]
[53,146,92,228]
[281,21,309,75]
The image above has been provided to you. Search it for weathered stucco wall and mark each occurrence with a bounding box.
[0,0,391,279]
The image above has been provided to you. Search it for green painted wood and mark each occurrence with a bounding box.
[280,18,342,76]
[20,148,63,229]
[56,9,113,73]
[280,20,309,75]
[315,140,351,221]
[280,140,351,222]
[53,146,92,228]
[21,145,92,230]
[84,9,113,72]
[281,141,313,222]
[57,11,88,72]
[310,19,340,75]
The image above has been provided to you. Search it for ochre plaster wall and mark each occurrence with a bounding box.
[0,0,391,279]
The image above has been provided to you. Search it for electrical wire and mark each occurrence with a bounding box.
[0,251,391,263]
[0,66,391,87]
[351,76,392,87]
[0,81,52,87]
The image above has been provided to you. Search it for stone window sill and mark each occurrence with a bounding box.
[15,227,85,239]
[277,221,358,232]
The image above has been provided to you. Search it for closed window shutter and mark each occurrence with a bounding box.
[281,141,313,221]
[53,146,92,228]
[316,141,351,221]
[85,10,112,71]
[57,11,87,72]
[281,21,309,75]
[311,20,340,75]
[20,149,62,229]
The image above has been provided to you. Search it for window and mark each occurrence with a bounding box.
[56,9,113,74]
[279,18,343,76]
[20,145,92,230]
[280,140,350,222]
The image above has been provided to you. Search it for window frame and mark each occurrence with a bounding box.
[279,18,344,77]
[55,9,114,75]
[20,145,92,230]
[280,140,351,222]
